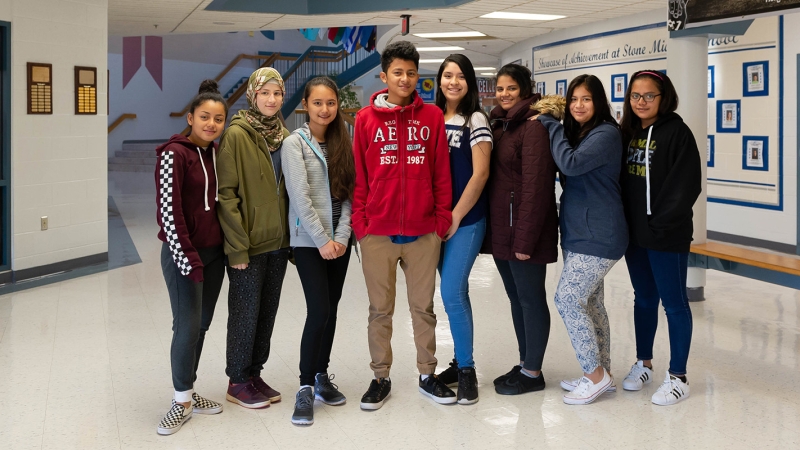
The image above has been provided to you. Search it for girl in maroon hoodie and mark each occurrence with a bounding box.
[155,80,228,436]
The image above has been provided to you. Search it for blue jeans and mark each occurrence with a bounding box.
[437,217,486,368]
[624,243,693,376]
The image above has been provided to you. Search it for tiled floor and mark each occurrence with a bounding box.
[1,171,799,449]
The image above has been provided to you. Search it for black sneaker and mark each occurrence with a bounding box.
[457,367,479,405]
[291,387,314,425]
[495,370,546,395]
[418,375,457,404]
[315,373,346,405]
[493,365,522,386]
[360,378,391,410]
[436,358,459,387]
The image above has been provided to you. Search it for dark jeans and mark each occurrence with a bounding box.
[225,250,289,383]
[294,245,352,386]
[493,258,550,372]
[624,243,693,376]
[161,243,225,396]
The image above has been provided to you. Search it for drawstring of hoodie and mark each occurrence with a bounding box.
[212,149,218,202]
[644,125,654,216]
[196,147,212,211]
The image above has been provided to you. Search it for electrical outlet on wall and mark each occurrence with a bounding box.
[41,216,48,231]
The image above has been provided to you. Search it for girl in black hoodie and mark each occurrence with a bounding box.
[155,80,228,435]
[619,70,701,406]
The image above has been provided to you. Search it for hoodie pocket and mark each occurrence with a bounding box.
[249,201,282,247]
[365,180,389,220]
[405,178,434,221]
[563,206,593,241]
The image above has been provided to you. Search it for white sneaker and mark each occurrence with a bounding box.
[157,401,192,435]
[651,372,690,406]
[563,369,613,405]
[622,361,653,391]
[560,376,616,392]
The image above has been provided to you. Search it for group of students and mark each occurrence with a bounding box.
[154,40,701,435]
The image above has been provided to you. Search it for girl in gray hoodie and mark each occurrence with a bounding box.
[282,76,355,426]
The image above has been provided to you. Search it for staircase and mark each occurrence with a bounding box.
[278,45,380,118]
[108,140,164,172]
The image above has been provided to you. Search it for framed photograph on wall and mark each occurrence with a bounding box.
[614,104,623,123]
[716,99,741,133]
[707,135,715,167]
[707,65,715,98]
[742,136,768,171]
[611,73,627,102]
[536,81,545,95]
[555,79,567,97]
[743,61,768,96]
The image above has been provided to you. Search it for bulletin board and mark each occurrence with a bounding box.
[531,16,783,210]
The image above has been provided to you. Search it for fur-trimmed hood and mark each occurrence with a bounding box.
[532,95,566,120]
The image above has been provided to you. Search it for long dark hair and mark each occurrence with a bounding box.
[619,70,679,144]
[495,63,533,99]
[563,74,617,147]
[435,54,482,119]
[303,76,355,202]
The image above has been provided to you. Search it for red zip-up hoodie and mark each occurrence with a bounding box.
[155,134,223,282]
[351,89,452,240]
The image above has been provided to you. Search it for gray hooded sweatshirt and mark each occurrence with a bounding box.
[281,123,352,248]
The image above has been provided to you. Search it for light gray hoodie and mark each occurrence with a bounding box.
[281,123,352,248]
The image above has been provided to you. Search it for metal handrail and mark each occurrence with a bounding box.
[108,113,136,133]
[169,53,297,118]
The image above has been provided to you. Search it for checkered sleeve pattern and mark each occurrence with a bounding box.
[159,152,193,276]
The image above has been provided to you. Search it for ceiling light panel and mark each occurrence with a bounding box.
[413,31,486,38]
[480,12,566,21]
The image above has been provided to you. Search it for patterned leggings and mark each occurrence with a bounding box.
[225,250,289,383]
[553,251,618,374]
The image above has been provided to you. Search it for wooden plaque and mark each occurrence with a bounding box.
[74,66,97,115]
[27,62,52,114]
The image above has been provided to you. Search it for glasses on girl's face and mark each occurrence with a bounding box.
[630,93,661,102]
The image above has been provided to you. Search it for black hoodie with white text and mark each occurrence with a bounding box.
[620,112,701,253]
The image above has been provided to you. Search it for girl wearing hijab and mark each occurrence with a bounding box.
[217,68,291,409]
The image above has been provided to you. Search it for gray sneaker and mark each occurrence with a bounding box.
[315,373,346,405]
[291,387,314,425]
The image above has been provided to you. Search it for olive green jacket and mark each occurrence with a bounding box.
[216,112,290,265]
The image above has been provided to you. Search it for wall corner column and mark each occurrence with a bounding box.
[668,34,708,301]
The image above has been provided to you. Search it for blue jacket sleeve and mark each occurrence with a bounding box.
[539,115,622,177]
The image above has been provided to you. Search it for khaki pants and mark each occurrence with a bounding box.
[360,233,441,378]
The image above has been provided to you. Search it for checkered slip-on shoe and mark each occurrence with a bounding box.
[192,392,223,415]
[157,401,192,436]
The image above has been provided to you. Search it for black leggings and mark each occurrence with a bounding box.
[494,258,550,372]
[294,245,352,386]
[225,250,289,383]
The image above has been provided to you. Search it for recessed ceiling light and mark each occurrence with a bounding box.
[480,72,496,76]
[419,59,445,64]
[213,21,235,25]
[415,46,465,51]
[480,12,565,21]
[413,31,486,38]
[473,67,496,71]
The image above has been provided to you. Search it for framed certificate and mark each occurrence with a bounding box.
[743,61,768,97]
[716,100,741,133]
[555,79,567,97]
[707,135,715,168]
[611,73,627,102]
[742,136,768,171]
[707,65,715,99]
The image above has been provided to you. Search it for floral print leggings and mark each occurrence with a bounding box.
[553,250,618,374]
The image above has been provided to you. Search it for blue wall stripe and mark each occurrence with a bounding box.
[707,178,776,187]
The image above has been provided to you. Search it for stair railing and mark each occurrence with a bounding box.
[170,52,298,118]
[108,113,136,133]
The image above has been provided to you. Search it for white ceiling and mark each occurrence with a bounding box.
[108,0,665,68]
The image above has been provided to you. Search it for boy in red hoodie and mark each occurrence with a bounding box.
[353,41,453,410]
